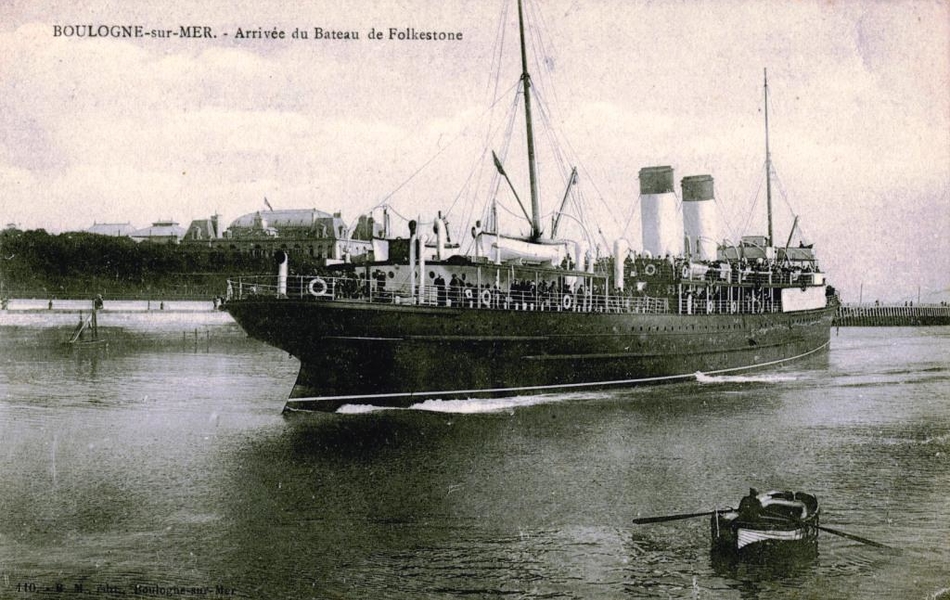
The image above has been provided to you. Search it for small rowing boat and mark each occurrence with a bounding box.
[711,488,820,559]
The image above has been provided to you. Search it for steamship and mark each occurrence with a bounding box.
[224,0,838,413]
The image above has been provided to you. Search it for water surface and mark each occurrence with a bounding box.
[1,323,948,599]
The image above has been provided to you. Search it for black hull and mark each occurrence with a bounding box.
[711,522,820,562]
[226,299,835,412]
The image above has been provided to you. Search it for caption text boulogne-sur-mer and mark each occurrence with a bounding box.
[51,24,464,41]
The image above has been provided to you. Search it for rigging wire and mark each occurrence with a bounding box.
[771,165,810,242]
[457,79,525,254]
[528,82,610,249]
[525,0,561,110]
[485,0,512,102]
[460,100,524,253]
[366,80,520,219]
[717,144,767,245]
[525,0,624,251]
[532,94,572,192]
[737,160,767,239]
[358,0,620,254]
[458,0,515,254]
[488,85,527,220]
[530,79,623,246]
[444,87,517,219]
[620,193,640,243]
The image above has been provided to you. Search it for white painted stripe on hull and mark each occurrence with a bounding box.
[285,340,830,406]
[324,336,403,341]
[737,527,806,549]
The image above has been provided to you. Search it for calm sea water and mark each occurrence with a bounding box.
[1,317,948,599]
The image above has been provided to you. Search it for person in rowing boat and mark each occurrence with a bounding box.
[738,488,762,521]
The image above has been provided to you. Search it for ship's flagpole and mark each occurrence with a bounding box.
[764,68,774,247]
[517,0,543,241]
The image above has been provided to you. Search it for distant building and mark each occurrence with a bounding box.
[131,220,186,244]
[87,222,136,237]
[183,208,381,263]
[182,215,222,245]
[76,206,382,261]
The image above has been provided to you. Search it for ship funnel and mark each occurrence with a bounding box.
[681,175,718,261]
[639,166,682,258]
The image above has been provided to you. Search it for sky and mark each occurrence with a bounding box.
[1,0,948,303]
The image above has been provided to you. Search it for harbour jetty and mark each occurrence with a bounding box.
[0,298,238,348]
[835,303,950,326]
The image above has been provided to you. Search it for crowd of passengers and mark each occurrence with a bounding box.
[328,269,659,311]
[618,253,817,280]
[316,251,820,307]
[610,254,819,288]
[700,259,818,286]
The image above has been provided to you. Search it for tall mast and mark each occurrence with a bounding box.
[517,0,542,240]
[764,68,774,247]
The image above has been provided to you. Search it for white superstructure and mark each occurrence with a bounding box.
[639,166,682,258]
[682,174,718,261]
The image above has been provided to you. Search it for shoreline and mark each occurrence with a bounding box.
[1,298,222,313]
[0,298,237,337]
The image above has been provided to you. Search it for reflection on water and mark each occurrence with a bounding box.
[0,325,948,598]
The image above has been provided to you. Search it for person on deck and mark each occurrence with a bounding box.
[449,274,461,306]
[374,270,388,302]
[434,274,447,307]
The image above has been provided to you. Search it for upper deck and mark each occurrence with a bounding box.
[226,256,832,317]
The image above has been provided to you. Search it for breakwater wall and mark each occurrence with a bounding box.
[835,304,950,326]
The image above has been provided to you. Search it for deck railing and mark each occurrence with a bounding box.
[681,268,823,287]
[677,295,783,315]
[227,275,671,315]
[226,272,831,317]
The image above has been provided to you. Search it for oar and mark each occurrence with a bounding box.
[814,524,900,554]
[763,510,900,554]
[632,509,728,525]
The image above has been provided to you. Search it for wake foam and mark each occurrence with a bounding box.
[409,396,553,414]
[336,403,398,414]
[337,391,612,415]
[694,371,799,384]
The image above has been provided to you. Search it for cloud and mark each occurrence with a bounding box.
[1,0,947,301]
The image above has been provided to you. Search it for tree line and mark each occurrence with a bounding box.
[0,229,313,300]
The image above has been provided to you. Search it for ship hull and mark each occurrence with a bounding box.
[226,299,835,412]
